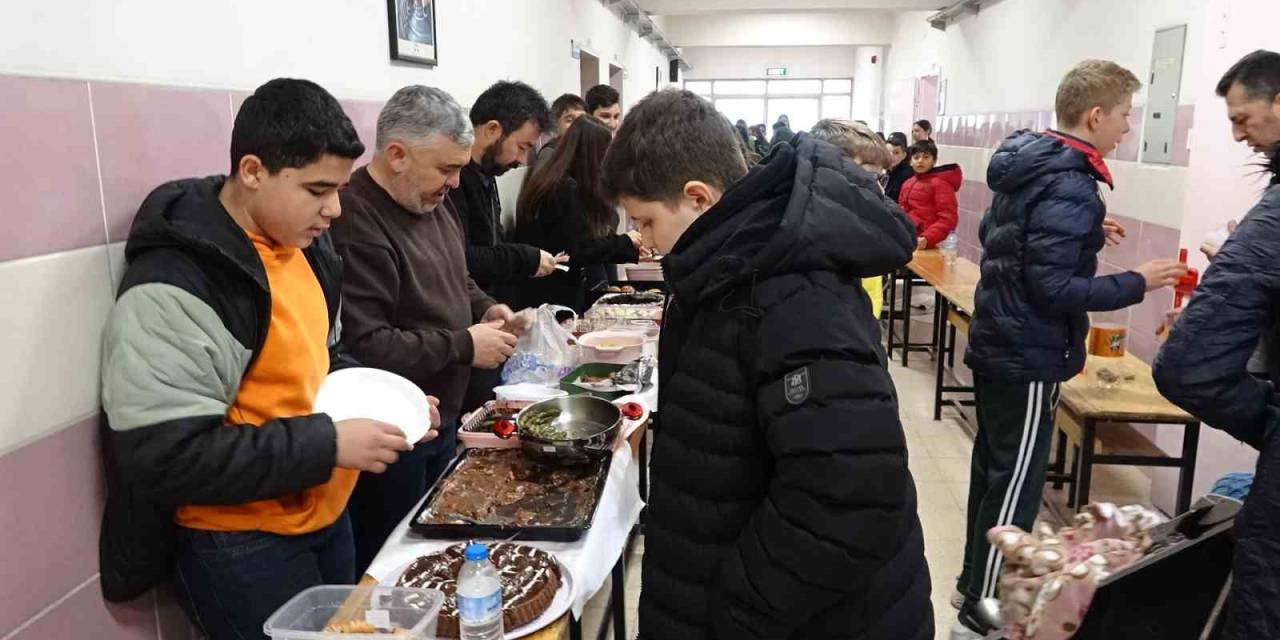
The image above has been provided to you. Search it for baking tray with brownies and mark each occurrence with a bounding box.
[411,448,612,541]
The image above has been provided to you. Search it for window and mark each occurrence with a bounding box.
[686,76,855,133]
[768,79,824,95]
[822,95,852,120]
[713,80,766,96]
[768,98,820,133]
[823,79,853,94]
[683,81,712,97]
[685,77,854,134]
[714,98,767,129]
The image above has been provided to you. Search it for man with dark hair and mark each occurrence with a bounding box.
[585,84,622,131]
[536,93,588,164]
[884,131,913,201]
[454,80,561,298]
[912,119,933,142]
[98,78,427,638]
[333,85,521,572]
[603,89,931,640]
[455,80,561,409]
[1155,49,1280,640]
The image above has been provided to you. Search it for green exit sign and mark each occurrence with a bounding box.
[766,67,788,76]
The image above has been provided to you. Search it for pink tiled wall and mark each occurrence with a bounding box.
[0,71,383,639]
[954,180,1181,365]
[931,105,1196,166]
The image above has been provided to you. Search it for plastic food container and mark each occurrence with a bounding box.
[457,402,522,450]
[578,330,647,364]
[493,383,568,413]
[263,586,443,639]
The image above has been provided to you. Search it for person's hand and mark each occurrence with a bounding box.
[1135,259,1188,292]
[1102,218,1127,246]
[421,396,441,444]
[335,419,411,473]
[1156,308,1182,337]
[626,230,644,249]
[468,320,518,369]
[482,304,515,325]
[917,237,928,251]
[1200,220,1238,260]
[534,251,570,277]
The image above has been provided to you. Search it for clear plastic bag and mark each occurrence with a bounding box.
[501,305,579,386]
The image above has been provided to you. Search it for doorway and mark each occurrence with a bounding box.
[580,51,600,96]
[609,63,624,105]
[914,74,939,125]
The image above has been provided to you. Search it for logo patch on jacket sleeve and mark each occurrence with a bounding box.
[784,367,810,405]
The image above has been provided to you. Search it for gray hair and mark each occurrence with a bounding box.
[375,85,474,152]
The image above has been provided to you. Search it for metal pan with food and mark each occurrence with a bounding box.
[515,395,647,466]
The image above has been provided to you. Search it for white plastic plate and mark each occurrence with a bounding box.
[314,368,433,443]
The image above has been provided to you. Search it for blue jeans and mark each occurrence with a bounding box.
[173,511,355,640]
[349,423,459,573]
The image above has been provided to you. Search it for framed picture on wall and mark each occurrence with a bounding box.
[388,0,437,66]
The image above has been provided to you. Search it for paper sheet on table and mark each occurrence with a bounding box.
[365,441,644,618]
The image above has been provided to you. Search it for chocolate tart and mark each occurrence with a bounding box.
[396,543,562,638]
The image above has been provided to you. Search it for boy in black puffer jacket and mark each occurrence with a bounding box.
[603,89,931,640]
[954,60,1186,639]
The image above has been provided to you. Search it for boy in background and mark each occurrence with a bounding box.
[536,93,587,165]
[883,132,914,202]
[99,79,432,639]
[955,60,1186,638]
[585,84,622,132]
[605,89,931,640]
[897,140,962,251]
[810,118,892,318]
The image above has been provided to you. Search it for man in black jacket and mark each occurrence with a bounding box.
[99,79,428,639]
[956,60,1185,639]
[455,81,563,411]
[1155,49,1280,640]
[604,88,931,640]
[455,81,562,299]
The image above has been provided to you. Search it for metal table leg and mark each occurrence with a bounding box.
[902,274,914,366]
[933,294,947,420]
[593,556,626,640]
[1176,422,1202,514]
[886,271,899,357]
[1050,429,1067,489]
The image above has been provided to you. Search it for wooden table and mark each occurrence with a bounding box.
[1053,353,1202,514]
[906,253,981,424]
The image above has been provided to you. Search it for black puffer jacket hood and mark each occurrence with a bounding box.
[666,133,916,304]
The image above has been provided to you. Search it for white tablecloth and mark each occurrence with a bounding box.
[365,440,645,618]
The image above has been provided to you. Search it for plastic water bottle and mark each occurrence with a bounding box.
[940,230,958,265]
[457,543,505,639]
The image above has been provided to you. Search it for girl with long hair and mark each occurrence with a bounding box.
[514,115,642,311]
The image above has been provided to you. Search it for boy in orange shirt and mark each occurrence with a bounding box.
[99,79,436,639]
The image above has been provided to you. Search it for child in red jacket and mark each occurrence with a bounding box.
[898,140,963,250]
